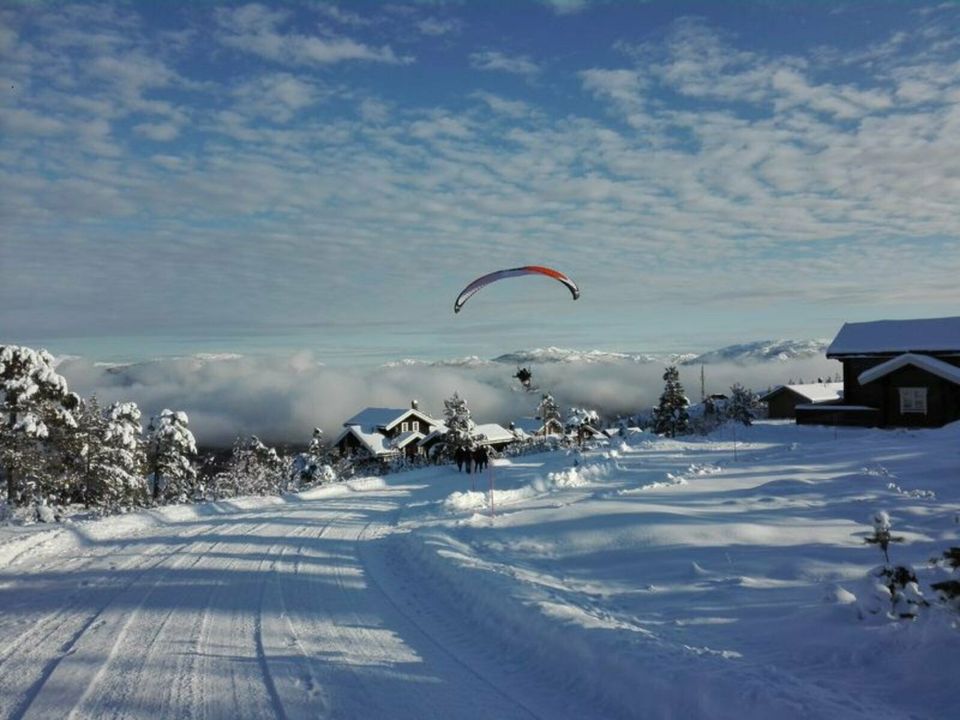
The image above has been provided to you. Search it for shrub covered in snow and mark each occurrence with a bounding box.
[858,511,926,620]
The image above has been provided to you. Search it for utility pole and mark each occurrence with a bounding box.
[700,364,706,402]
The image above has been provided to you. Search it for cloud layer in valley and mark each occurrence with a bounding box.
[57,347,840,447]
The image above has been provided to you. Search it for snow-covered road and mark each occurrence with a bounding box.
[0,476,599,720]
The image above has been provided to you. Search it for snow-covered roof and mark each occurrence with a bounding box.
[392,430,425,449]
[827,317,960,356]
[382,408,439,432]
[418,424,449,447]
[857,353,960,387]
[343,407,409,430]
[472,423,516,445]
[343,406,439,432]
[760,383,843,403]
[332,425,396,457]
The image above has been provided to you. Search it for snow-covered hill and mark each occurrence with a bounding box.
[2,421,957,719]
[492,347,660,364]
[683,339,830,365]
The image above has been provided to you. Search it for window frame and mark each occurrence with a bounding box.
[899,387,927,415]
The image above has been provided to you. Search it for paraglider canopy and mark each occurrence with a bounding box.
[453,265,579,314]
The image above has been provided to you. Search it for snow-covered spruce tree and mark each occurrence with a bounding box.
[55,395,107,507]
[246,435,288,494]
[145,409,197,503]
[443,392,475,457]
[862,511,926,620]
[215,435,288,498]
[653,366,690,438]
[291,427,335,487]
[537,393,562,435]
[100,401,147,507]
[59,398,145,509]
[213,436,248,499]
[0,345,78,506]
[725,383,758,426]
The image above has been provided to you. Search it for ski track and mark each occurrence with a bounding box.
[0,522,221,719]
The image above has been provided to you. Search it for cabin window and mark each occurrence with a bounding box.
[899,387,927,414]
[401,422,409,432]
[412,421,419,432]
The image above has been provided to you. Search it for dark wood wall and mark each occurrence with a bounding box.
[840,355,960,427]
[766,390,803,419]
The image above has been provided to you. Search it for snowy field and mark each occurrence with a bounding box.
[1,421,958,719]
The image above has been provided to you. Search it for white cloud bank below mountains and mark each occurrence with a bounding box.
[56,343,839,448]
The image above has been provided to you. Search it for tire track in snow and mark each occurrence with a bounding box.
[1,521,221,720]
[266,521,333,719]
[353,514,543,720]
[65,523,267,720]
[8,519,269,720]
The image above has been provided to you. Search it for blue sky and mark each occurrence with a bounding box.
[3,1,959,364]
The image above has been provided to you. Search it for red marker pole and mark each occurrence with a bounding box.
[489,462,495,518]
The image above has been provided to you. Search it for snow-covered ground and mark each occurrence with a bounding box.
[1,421,958,719]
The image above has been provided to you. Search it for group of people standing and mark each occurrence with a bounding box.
[454,445,489,474]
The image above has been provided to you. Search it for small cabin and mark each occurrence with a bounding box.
[796,317,960,428]
[760,383,842,419]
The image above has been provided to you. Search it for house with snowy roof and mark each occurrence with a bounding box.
[333,401,442,460]
[760,382,843,419]
[796,316,960,428]
[418,422,521,458]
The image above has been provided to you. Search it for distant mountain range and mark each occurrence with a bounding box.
[681,339,830,365]
[60,339,830,372]
[492,347,660,365]
[490,340,828,367]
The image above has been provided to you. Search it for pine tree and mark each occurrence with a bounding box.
[443,392,475,455]
[246,436,287,494]
[537,393,562,435]
[146,409,197,503]
[100,401,146,507]
[653,366,690,438]
[0,345,78,506]
[291,427,334,487]
[57,395,108,507]
[725,383,757,426]
[215,435,291,498]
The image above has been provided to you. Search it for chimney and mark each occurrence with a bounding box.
[411,400,419,410]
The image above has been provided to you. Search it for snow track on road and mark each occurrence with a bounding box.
[0,482,570,719]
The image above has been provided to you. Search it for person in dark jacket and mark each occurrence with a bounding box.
[473,445,488,473]
[454,446,465,472]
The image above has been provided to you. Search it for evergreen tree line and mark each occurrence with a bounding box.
[1,345,338,516]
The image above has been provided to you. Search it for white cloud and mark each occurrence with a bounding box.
[416,17,462,37]
[540,0,589,15]
[216,3,409,66]
[470,50,541,78]
[471,91,532,118]
[134,122,180,141]
[358,97,391,123]
[229,73,325,123]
